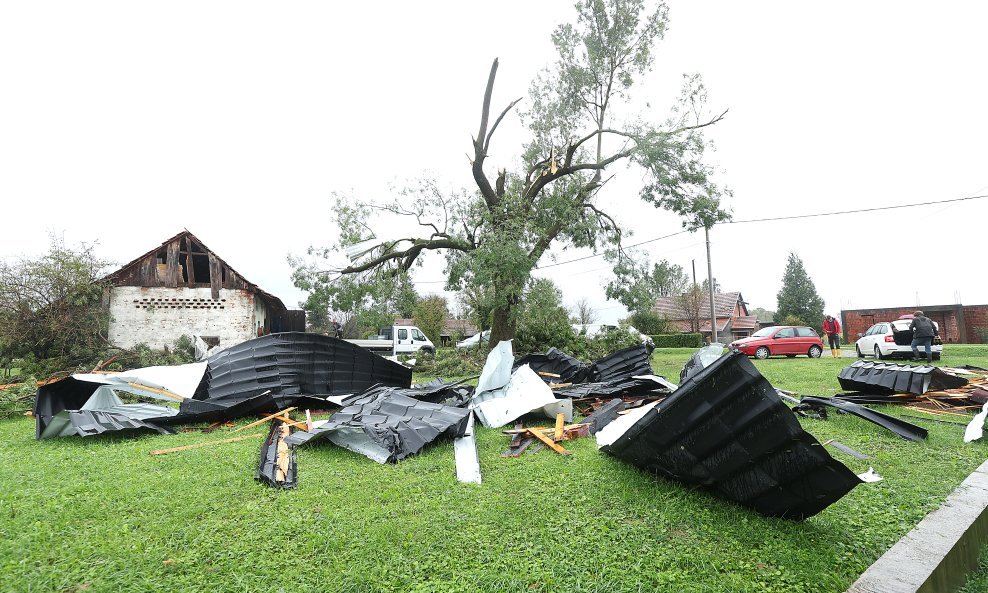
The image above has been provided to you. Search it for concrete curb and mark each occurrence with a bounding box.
[847,458,988,593]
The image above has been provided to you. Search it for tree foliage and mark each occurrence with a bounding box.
[294,0,728,343]
[515,279,574,354]
[413,295,449,344]
[290,250,419,338]
[0,236,112,370]
[626,310,669,334]
[774,253,824,329]
[606,252,688,314]
[571,297,597,325]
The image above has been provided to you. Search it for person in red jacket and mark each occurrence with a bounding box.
[823,315,842,358]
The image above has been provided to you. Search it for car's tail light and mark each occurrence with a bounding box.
[885,335,895,342]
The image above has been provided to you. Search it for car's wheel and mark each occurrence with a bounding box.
[422,346,436,355]
[874,345,884,360]
[856,344,864,358]
[808,345,822,358]
[754,346,770,360]
[933,353,941,361]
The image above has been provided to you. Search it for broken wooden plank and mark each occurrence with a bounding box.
[554,413,565,442]
[127,382,184,401]
[232,407,297,433]
[527,427,571,455]
[502,423,589,435]
[150,433,264,455]
[501,437,537,458]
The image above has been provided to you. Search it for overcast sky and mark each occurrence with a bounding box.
[3,1,986,325]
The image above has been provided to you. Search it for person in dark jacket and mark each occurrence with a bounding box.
[909,310,938,363]
[822,315,842,358]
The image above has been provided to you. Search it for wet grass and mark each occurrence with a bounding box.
[0,345,985,592]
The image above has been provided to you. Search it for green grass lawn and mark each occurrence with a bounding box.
[0,346,986,592]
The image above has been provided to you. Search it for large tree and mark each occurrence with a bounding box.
[606,252,689,315]
[296,0,729,342]
[774,253,824,329]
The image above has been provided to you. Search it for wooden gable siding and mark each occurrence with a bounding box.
[109,235,249,293]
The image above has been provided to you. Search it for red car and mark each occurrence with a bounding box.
[729,326,824,359]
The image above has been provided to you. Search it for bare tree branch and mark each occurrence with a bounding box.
[472,59,500,209]
[340,238,473,275]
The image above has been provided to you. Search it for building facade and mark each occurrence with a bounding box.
[104,231,303,350]
[841,304,988,344]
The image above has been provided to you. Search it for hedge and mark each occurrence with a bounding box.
[649,333,704,348]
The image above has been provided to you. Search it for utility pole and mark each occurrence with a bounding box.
[691,259,696,286]
[706,225,717,344]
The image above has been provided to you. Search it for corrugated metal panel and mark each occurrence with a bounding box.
[837,361,968,395]
[199,332,412,402]
[601,352,861,519]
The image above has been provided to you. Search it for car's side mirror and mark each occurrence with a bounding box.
[857,333,864,338]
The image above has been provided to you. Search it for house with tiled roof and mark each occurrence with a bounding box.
[652,291,759,342]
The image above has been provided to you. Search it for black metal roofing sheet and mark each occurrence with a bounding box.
[198,332,412,401]
[256,419,298,489]
[588,345,654,383]
[601,351,861,519]
[513,348,589,384]
[837,361,968,395]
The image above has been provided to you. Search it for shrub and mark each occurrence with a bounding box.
[650,333,704,348]
[976,327,988,344]
[413,348,485,379]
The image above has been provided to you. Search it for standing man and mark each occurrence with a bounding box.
[823,315,842,358]
[909,310,939,363]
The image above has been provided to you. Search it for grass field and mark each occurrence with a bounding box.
[0,345,986,592]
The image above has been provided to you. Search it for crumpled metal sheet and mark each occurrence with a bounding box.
[583,398,628,434]
[513,347,589,384]
[199,332,412,402]
[286,390,471,463]
[837,361,968,395]
[600,351,862,519]
[794,396,928,441]
[34,363,207,439]
[474,340,514,398]
[39,409,176,439]
[256,419,297,489]
[552,377,672,400]
[471,364,560,428]
[588,345,655,383]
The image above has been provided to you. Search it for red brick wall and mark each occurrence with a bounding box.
[964,305,988,344]
[842,304,988,344]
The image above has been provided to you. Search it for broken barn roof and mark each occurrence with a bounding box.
[104,229,288,311]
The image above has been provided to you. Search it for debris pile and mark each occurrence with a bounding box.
[834,361,988,417]
[30,333,900,520]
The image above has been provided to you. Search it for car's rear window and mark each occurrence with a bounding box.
[796,327,817,337]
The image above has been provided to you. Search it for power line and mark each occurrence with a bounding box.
[409,190,988,283]
[536,230,689,269]
[725,194,988,225]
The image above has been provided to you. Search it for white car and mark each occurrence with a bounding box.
[855,319,942,360]
[455,330,491,349]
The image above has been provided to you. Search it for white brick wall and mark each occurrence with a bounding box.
[107,286,258,350]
